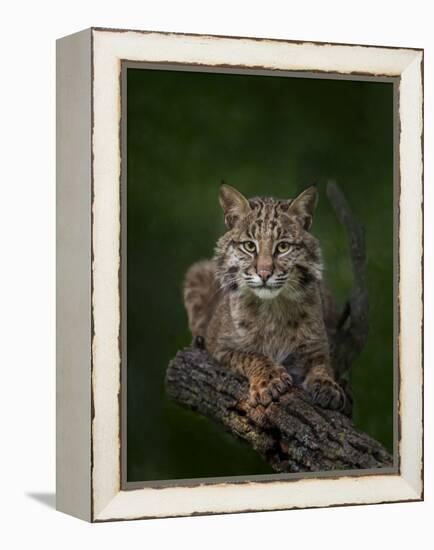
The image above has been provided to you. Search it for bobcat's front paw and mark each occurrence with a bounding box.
[249,367,293,407]
[307,377,345,410]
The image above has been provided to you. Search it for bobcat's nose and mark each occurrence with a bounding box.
[258,269,272,283]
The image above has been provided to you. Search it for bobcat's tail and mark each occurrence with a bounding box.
[183,260,219,341]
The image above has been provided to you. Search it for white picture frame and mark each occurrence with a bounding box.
[56,27,423,522]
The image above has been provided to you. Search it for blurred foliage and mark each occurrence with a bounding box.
[127,68,394,482]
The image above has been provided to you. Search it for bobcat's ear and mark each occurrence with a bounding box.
[219,183,251,229]
[288,186,318,230]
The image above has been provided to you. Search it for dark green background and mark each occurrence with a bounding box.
[126,68,394,482]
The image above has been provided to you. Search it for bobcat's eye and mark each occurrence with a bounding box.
[242,241,256,254]
[276,241,291,254]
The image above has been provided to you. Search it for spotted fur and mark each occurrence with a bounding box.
[183,184,345,411]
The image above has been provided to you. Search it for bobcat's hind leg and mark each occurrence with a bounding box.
[183,260,219,342]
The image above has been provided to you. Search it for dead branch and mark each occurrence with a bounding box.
[326,180,369,380]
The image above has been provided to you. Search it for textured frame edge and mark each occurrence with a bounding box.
[56,28,93,521]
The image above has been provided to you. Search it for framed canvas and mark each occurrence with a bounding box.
[56,27,423,522]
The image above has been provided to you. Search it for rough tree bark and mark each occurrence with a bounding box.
[165,181,392,473]
[166,348,392,472]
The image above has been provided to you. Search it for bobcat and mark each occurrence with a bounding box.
[183,183,345,411]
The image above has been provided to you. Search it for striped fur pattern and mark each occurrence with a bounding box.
[183,184,345,411]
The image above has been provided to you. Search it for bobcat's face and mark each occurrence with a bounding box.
[215,185,322,300]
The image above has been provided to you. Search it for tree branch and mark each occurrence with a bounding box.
[166,348,392,473]
[326,181,369,380]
